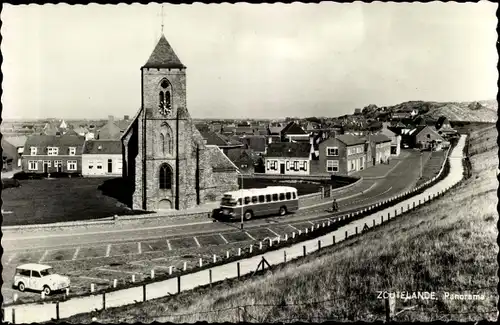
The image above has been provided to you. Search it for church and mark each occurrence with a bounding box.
[121,34,239,211]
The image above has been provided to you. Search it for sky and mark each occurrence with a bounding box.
[1,2,498,120]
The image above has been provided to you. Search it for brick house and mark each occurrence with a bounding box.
[380,123,401,156]
[96,116,123,140]
[1,135,27,169]
[121,34,238,211]
[366,134,392,165]
[317,134,366,176]
[265,142,311,175]
[413,125,445,151]
[82,140,123,177]
[22,132,85,174]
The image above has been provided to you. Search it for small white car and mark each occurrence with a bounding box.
[13,263,70,295]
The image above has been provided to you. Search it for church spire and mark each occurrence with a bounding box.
[142,35,186,69]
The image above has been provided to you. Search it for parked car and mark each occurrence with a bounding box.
[13,263,70,295]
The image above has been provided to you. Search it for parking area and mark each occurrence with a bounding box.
[2,219,332,305]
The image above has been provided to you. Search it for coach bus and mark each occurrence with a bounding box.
[218,186,299,221]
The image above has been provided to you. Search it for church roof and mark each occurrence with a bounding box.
[142,35,186,69]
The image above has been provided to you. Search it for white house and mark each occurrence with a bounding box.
[264,142,311,175]
[380,123,401,156]
[81,140,122,177]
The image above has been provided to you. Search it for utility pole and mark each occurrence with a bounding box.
[240,171,244,230]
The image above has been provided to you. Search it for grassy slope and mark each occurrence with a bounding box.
[64,127,498,323]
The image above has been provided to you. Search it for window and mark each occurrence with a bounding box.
[326,147,338,156]
[300,161,307,171]
[88,161,94,169]
[54,160,62,170]
[326,160,339,172]
[47,147,59,156]
[286,192,291,200]
[293,161,298,171]
[30,147,37,156]
[351,160,355,171]
[67,160,77,171]
[279,193,285,201]
[244,197,251,205]
[16,269,31,277]
[286,161,289,171]
[32,271,41,278]
[43,160,51,167]
[258,195,265,203]
[107,159,113,173]
[159,164,173,189]
[96,161,103,169]
[272,194,278,201]
[251,196,258,204]
[68,147,76,156]
[292,192,297,199]
[28,161,38,171]
[266,194,272,202]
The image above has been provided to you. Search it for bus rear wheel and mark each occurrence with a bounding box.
[279,206,287,216]
[244,211,253,221]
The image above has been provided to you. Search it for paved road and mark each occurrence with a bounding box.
[2,150,425,252]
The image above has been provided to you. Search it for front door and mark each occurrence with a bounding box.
[43,163,48,173]
[30,271,42,290]
[280,163,285,174]
[57,163,62,172]
[107,159,113,173]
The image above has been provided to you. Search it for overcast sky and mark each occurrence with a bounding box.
[1,2,497,120]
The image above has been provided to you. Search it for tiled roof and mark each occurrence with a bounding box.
[268,126,283,135]
[239,136,266,152]
[97,120,123,140]
[198,129,230,146]
[83,140,122,155]
[24,133,85,154]
[336,134,366,146]
[225,148,256,165]
[3,135,27,148]
[266,142,311,158]
[205,145,237,172]
[142,35,185,69]
[368,134,392,143]
[281,121,307,135]
[116,120,132,131]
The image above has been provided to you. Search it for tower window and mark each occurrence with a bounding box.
[159,163,173,189]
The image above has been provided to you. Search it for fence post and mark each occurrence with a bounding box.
[13,293,18,303]
[327,220,331,227]
[227,251,230,258]
[132,274,135,283]
[321,187,325,198]
[209,269,212,287]
[259,242,263,250]
[269,238,273,247]
[237,262,241,279]
[388,212,390,219]
[56,301,60,320]
[373,219,376,227]
[199,258,203,267]
[284,234,288,241]
[305,228,309,234]
[355,226,358,235]
[401,206,403,213]
[177,276,181,294]
[303,245,306,257]
[113,279,117,288]
[238,248,242,256]
[90,283,95,293]
[183,262,187,271]
[249,245,253,254]
[345,230,348,238]
[284,251,287,263]
[103,292,106,310]
[413,202,415,209]
[332,235,335,244]
[318,240,321,251]
[213,254,217,263]
[12,308,15,325]
[381,215,383,223]
[169,266,173,275]
[143,284,146,302]
[151,269,155,279]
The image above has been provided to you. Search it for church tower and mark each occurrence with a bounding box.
[122,34,239,212]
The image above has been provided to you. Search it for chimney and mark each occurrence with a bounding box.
[124,115,129,121]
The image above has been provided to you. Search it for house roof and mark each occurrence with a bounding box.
[3,135,27,148]
[116,120,132,131]
[268,126,284,135]
[266,142,311,158]
[83,140,122,155]
[368,134,392,143]
[24,133,85,153]
[142,34,185,69]
[198,129,231,146]
[281,121,307,135]
[97,120,123,140]
[239,135,266,152]
[206,145,238,172]
[336,134,366,146]
[225,148,256,165]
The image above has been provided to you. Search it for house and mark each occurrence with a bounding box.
[22,132,86,174]
[366,134,392,165]
[225,148,257,174]
[280,121,309,142]
[97,116,123,140]
[2,135,27,169]
[380,123,401,156]
[198,128,244,154]
[413,125,445,151]
[265,142,311,175]
[317,134,366,176]
[81,140,122,177]
[239,135,267,155]
[59,120,68,129]
[435,116,458,139]
[74,126,89,137]
[267,125,284,137]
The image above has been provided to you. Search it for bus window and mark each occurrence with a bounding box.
[252,196,258,204]
[285,192,291,200]
[292,192,297,199]
[279,193,285,201]
[266,194,272,202]
[272,194,278,201]
[238,198,242,205]
[258,195,265,203]
[244,197,251,205]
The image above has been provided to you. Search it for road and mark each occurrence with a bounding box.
[2,150,425,253]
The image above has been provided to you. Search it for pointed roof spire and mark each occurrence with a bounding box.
[142,34,185,69]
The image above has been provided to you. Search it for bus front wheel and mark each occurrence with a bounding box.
[279,206,287,216]
[244,211,253,221]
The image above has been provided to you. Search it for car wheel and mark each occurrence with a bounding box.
[279,206,287,216]
[244,211,253,221]
[18,282,25,292]
[43,286,51,296]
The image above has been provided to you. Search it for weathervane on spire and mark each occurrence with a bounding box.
[160,4,165,34]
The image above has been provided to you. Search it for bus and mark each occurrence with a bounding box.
[218,186,299,221]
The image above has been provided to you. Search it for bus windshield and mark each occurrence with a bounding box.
[221,196,238,207]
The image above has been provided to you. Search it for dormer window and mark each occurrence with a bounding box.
[47,147,59,156]
[30,147,37,156]
[69,147,76,156]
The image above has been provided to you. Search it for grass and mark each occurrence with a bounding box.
[1,177,149,226]
[415,150,448,187]
[61,127,498,323]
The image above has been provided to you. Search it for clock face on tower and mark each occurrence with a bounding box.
[158,101,171,116]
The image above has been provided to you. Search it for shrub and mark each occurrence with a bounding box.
[2,178,21,189]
